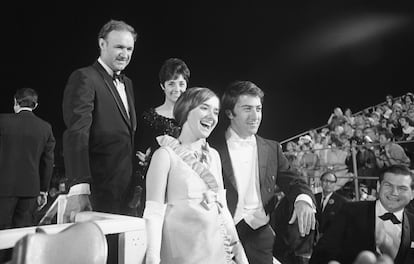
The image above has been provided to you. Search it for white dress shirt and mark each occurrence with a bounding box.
[375,200,403,258]
[226,127,269,229]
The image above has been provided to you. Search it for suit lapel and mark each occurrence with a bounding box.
[368,202,377,251]
[394,210,411,263]
[93,62,132,129]
[220,139,238,191]
[256,136,269,198]
[124,80,136,132]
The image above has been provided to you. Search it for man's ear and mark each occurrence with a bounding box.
[33,102,38,110]
[225,109,233,119]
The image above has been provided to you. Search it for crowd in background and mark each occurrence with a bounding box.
[283,92,414,198]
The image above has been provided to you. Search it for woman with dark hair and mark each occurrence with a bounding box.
[131,58,190,216]
[143,87,248,264]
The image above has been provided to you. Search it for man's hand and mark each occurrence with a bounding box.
[288,200,316,237]
[62,194,92,223]
[37,192,48,210]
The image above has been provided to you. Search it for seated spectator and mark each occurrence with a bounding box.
[325,135,353,190]
[398,116,414,141]
[315,171,348,240]
[328,107,347,131]
[385,94,394,108]
[344,108,355,126]
[402,93,414,112]
[377,130,411,167]
[298,140,319,184]
[406,108,414,125]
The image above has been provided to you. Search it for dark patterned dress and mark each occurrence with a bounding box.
[132,108,181,216]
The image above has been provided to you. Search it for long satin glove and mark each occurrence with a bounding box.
[219,191,249,264]
[143,201,167,264]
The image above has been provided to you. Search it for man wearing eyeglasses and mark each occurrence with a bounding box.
[315,171,348,238]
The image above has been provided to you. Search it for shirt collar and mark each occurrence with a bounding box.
[16,107,33,113]
[225,127,256,143]
[98,57,120,77]
[376,200,403,223]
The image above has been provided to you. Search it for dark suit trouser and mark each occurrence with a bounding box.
[0,197,37,230]
[0,197,37,262]
[236,219,274,264]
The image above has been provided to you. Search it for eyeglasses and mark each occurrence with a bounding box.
[321,179,336,184]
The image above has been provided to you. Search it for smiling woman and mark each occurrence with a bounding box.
[143,87,249,264]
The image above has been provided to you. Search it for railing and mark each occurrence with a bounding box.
[0,210,146,264]
[287,139,413,201]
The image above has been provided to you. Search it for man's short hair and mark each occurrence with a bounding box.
[14,88,38,108]
[379,165,414,189]
[98,19,137,42]
[221,80,264,118]
[320,171,337,182]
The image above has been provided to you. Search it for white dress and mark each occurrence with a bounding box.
[157,136,247,264]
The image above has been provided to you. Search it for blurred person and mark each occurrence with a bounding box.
[398,116,414,141]
[377,130,410,168]
[143,87,248,264]
[315,171,348,239]
[285,141,300,169]
[402,93,413,112]
[212,80,316,264]
[0,88,55,230]
[62,20,137,217]
[406,108,414,125]
[344,108,355,126]
[328,107,347,131]
[385,94,394,108]
[298,140,319,185]
[310,165,414,264]
[134,58,190,216]
[325,135,353,190]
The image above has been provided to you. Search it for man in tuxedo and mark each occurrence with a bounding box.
[212,80,316,264]
[62,19,137,219]
[0,87,55,230]
[310,165,414,264]
[315,171,348,237]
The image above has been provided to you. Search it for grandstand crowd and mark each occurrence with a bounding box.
[282,92,414,199]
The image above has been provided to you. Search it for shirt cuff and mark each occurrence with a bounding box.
[67,183,91,196]
[295,194,316,212]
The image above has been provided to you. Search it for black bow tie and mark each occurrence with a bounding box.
[379,212,401,224]
[113,73,125,82]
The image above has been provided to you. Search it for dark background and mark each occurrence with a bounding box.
[5,1,414,147]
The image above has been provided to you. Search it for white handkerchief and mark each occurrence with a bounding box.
[410,241,414,248]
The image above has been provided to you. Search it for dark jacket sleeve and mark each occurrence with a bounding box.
[274,141,315,206]
[39,123,56,192]
[62,68,95,186]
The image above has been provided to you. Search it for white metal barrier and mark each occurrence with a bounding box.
[0,211,146,264]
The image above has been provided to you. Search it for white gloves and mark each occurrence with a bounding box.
[143,201,167,264]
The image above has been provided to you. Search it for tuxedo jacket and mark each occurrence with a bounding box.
[62,61,137,201]
[0,111,55,197]
[310,201,414,264]
[214,134,314,220]
[315,191,348,235]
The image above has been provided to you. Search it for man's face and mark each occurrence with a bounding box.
[99,30,135,72]
[321,173,336,195]
[379,172,414,212]
[228,95,262,138]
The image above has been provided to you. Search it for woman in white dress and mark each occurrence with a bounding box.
[143,87,248,264]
